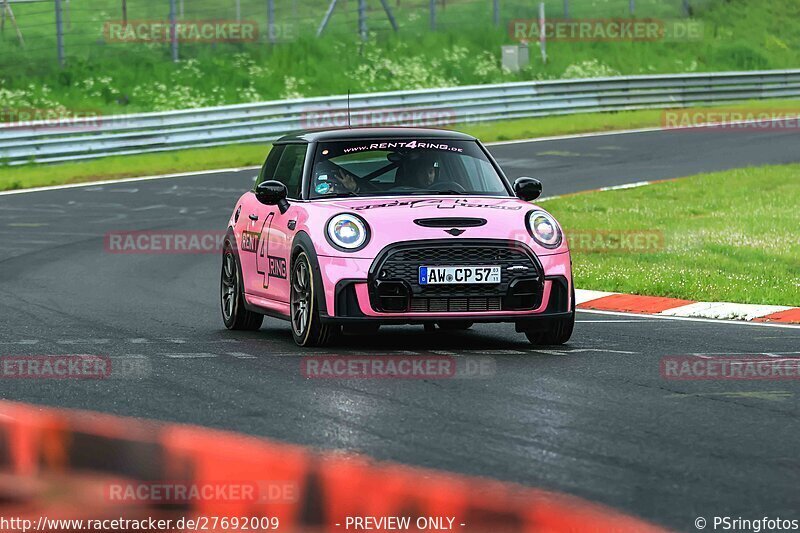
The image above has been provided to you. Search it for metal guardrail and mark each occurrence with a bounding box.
[3,69,800,165]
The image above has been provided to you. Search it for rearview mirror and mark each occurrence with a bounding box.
[255,180,290,214]
[513,177,542,201]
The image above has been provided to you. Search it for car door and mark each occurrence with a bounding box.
[238,145,284,299]
[252,143,307,303]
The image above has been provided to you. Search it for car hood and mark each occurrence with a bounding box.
[308,195,568,257]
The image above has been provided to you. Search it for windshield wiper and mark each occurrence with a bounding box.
[406,189,471,195]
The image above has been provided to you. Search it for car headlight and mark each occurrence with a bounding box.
[326,213,370,251]
[526,210,562,248]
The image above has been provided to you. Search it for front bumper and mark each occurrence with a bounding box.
[316,239,573,327]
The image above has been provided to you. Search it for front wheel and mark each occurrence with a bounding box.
[524,313,574,345]
[525,285,575,345]
[290,251,338,347]
[221,242,263,331]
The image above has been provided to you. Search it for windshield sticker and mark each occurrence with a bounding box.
[352,198,523,211]
[315,182,332,194]
[340,140,464,155]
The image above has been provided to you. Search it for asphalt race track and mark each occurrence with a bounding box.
[1,125,799,530]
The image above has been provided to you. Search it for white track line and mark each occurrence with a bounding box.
[505,181,657,203]
[575,289,617,305]
[599,181,654,191]
[0,165,260,197]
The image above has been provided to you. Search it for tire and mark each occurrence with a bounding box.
[524,314,574,345]
[221,241,263,331]
[290,251,338,347]
[437,321,474,331]
[525,285,575,345]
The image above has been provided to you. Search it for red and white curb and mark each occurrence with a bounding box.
[576,289,800,325]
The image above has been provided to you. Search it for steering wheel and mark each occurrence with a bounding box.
[433,180,467,193]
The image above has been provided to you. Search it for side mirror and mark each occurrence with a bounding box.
[514,177,542,201]
[255,180,290,214]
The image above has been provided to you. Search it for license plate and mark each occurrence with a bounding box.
[419,265,501,285]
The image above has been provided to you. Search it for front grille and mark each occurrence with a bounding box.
[377,243,539,297]
[410,297,502,313]
[369,240,545,313]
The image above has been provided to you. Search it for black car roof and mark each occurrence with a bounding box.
[275,127,477,143]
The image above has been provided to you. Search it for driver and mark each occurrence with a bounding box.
[408,154,440,188]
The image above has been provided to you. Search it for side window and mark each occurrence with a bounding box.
[255,145,285,187]
[272,143,307,198]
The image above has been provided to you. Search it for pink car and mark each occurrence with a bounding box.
[221,128,574,346]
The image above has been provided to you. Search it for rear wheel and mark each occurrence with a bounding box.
[221,242,263,331]
[290,251,338,347]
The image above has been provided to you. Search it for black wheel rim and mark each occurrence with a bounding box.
[291,258,311,337]
[221,250,236,321]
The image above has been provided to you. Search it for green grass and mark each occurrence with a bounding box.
[1,0,798,114]
[542,165,800,306]
[462,108,665,141]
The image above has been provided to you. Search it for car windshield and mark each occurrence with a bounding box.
[309,139,510,199]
